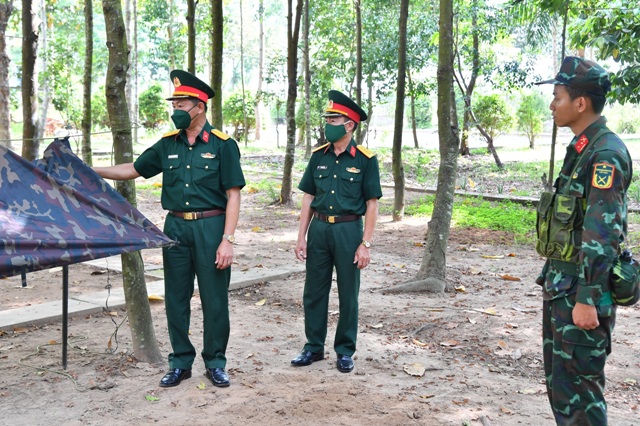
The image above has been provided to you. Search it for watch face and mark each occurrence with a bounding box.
[363,241,370,248]
[225,235,235,243]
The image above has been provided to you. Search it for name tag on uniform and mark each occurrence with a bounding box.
[346,167,361,173]
[168,154,179,159]
[317,165,328,170]
[201,152,216,159]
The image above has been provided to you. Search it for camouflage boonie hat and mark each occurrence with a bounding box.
[535,56,611,96]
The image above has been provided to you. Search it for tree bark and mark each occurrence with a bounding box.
[355,0,363,145]
[302,0,311,159]
[187,0,195,74]
[239,0,248,147]
[458,0,478,157]
[385,0,458,295]
[255,0,264,141]
[391,0,409,222]
[81,0,93,165]
[103,0,163,364]
[34,0,47,148]
[279,0,303,205]
[210,0,223,129]
[408,68,419,148]
[21,0,39,161]
[0,1,14,150]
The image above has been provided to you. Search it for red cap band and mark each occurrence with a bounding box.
[170,86,209,102]
[326,102,361,123]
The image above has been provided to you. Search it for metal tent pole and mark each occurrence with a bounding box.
[62,265,69,370]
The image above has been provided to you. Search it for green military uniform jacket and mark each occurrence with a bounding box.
[133,121,246,210]
[298,140,382,212]
[539,117,633,307]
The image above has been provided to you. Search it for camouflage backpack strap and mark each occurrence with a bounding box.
[559,126,612,195]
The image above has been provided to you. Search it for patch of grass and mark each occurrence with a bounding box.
[245,178,281,203]
[136,182,162,197]
[404,195,536,242]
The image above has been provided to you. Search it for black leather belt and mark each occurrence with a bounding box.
[169,209,225,220]
[313,212,361,224]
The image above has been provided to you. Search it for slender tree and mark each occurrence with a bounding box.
[81,0,93,165]
[387,0,459,294]
[210,0,223,129]
[21,0,39,160]
[354,0,363,145]
[302,0,311,158]
[239,0,248,146]
[0,0,14,150]
[255,0,264,141]
[279,0,303,205]
[102,0,163,364]
[187,0,195,73]
[391,0,409,222]
[34,0,48,148]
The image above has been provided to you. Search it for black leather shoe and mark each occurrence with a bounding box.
[159,368,192,387]
[206,368,230,387]
[336,354,354,373]
[291,350,324,366]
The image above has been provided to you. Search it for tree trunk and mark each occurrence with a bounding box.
[255,0,264,141]
[458,0,479,157]
[102,0,163,365]
[408,68,419,148]
[302,0,311,159]
[34,0,47,147]
[187,0,195,73]
[279,0,303,205]
[385,0,458,295]
[355,0,363,145]
[0,1,14,150]
[210,0,223,129]
[239,0,248,147]
[391,0,409,222]
[21,0,39,161]
[81,0,93,165]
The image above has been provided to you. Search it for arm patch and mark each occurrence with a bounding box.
[592,162,615,189]
[356,145,375,158]
[212,129,231,140]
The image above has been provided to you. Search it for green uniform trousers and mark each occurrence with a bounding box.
[543,294,615,425]
[163,214,230,370]
[303,217,363,356]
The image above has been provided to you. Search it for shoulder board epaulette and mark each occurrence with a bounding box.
[313,143,330,153]
[162,129,180,138]
[212,129,231,141]
[356,145,375,158]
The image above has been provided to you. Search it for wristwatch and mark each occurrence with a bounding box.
[223,234,235,244]
[361,240,371,248]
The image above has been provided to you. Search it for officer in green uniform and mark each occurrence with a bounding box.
[535,57,633,425]
[291,90,382,373]
[94,70,245,388]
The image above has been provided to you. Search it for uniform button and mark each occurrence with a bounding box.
[169,166,173,169]
[319,174,322,178]
[187,165,191,169]
[205,165,208,169]
[329,206,333,210]
[350,178,353,182]
[186,202,190,206]
[331,190,335,194]
[189,147,193,151]
[333,175,337,178]
[336,160,339,164]
[185,184,189,187]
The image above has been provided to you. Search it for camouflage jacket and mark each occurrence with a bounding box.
[538,117,633,306]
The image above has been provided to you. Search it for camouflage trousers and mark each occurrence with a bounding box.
[543,295,615,425]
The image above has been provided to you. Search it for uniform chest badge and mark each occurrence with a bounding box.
[201,152,216,159]
[317,165,328,170]
[346,167,361,173]
[168,154,179,159]
[592,162,615,189]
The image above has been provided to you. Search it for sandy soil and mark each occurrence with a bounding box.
[0,178,639,426]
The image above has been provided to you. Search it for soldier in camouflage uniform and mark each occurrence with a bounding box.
[535,57,633,425]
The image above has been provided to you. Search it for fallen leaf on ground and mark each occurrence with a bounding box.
[403,363,426,377]
[392,263,405,268]
[500,274,522,281]
[251,226,264,233]
[197,382,206,390]
[369,323,384,329]
[517,389,537,395]
[484,307,498,315]
[148,294,164,301]
[507,253,517,257]
[468,267,482,275]
[500,406,513,414]
[255,298,267,306]
[412,338,428,347]
[505,323,519,329]
[497,340,508,349]
[440,340,460,347]
[145,395,160,402]
[413,242,425,247]
[455,285,466,293]
[481,255,504,259]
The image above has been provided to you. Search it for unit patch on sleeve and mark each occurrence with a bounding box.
[592,162,615,189]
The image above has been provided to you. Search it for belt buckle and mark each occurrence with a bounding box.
[327,215,336,224]
[183,212,196,220]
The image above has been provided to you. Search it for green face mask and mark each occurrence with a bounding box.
[324,121,351,143]
[171,104,198,129]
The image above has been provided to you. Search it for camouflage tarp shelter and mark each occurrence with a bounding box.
[0,138,174,367]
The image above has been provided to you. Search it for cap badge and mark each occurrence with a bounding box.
[173,77,182,88]
[327,100,334,109]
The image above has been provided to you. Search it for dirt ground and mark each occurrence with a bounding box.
[1,178,639,426]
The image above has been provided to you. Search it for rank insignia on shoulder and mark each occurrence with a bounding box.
[346,167,361,173]
[313,143,330,153]
[201,152,216,159]
[575,134,589,153]
[212,129,231,141]
[163,129,180,138]
[592,162,615,189]
[202,131,210,143]
[356,145,375,158]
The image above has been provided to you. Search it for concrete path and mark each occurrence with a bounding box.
[0,256,304,330]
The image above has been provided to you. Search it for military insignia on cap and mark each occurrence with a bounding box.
[575,134,589,153]
[173,77,181,87]
[201,152,216,159]
[328,100,334,109]
[592,162,615,189]
[346,167,361,173]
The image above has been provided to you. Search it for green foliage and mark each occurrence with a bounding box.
[91,89,110,130]
[473,94,513,140]
[222,92,256,140]
[139,85,167,129]
[516,92,548,147]
[404,195,536,242]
